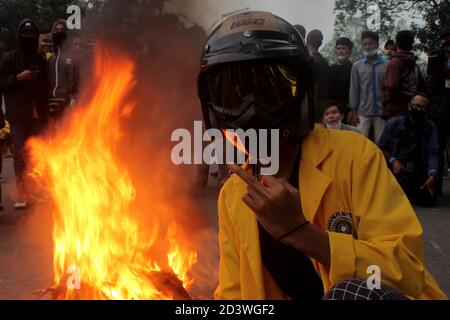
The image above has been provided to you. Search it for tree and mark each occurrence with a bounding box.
[323,0,409,61]
[0,0,89,55]
[409,0,450,53]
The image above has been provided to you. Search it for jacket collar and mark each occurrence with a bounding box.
[299,126,333,222]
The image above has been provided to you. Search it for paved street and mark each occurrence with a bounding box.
[0,159,448,299]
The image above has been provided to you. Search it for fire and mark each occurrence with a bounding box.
[28,46,197,300]
[222,130,249,156]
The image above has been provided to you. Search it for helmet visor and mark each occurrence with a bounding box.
[205,62,302,116]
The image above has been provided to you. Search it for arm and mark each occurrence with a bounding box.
[378,120,396,165]
[328,147,427,297]
[349,63,360,111]
[215,188,241,300]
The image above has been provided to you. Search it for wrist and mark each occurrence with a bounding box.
[281,222,316,249]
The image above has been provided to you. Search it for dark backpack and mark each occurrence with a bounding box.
[399,63,425,98]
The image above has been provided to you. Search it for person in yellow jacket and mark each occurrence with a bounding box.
[197,11,447,300]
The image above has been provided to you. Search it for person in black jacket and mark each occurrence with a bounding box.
[0,19,48,210]
[329,37,354,120]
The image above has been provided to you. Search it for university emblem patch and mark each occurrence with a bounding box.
[328,211,357,237]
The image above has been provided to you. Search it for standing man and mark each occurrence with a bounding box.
[38,29,53,61]
[0,19,48,209]
[349,31,388,143]
[329,37,354,119]
[383,31,426,119]
[48,19,80,119]
[428,26,450,195]
[307,29,330,121]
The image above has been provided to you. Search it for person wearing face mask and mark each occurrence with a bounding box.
[329,37,354,120]
[48,19,81,120]
[0,19,49,210]
[379,95,439,208]
[348,31,388,143]
[320,100,360,133]
[383,31,426,120]
[382,39,397,62]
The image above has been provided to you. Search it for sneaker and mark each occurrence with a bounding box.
[14,201,28,210]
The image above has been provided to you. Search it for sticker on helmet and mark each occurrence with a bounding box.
[219,11,280,38]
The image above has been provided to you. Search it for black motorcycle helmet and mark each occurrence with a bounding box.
[198,11,315,141]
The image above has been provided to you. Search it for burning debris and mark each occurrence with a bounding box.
[28,45,197,300]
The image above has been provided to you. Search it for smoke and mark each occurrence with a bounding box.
[40,0,219,299]
[163,0,335,41]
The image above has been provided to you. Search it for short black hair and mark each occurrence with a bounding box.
[384,39,396,49]
[320,100,343,116]
[336,37,354,50]
[396,30,415,51]
[307,29,324,48]
[361,31,379,43]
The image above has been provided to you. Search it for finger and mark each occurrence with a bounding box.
[260,175,279,188]
[228,164,257,185]
[243,194,259,213]
[279,178,299,194]
[228,164,270,197]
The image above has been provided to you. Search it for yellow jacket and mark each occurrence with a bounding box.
[216,126,447,300]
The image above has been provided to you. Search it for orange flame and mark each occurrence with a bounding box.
[222,130,249,156]
[28,46,197,300]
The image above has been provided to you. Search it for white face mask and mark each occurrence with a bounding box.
[337,55,350,63]
[326,120,343,130]
[364,49,378,58]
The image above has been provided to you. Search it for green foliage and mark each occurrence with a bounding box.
[0,0,89,55]
[324,0,450,61]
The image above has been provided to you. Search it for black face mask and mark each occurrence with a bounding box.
[20,37,38,53]
[410,108,426,125]
[53,32,67,47]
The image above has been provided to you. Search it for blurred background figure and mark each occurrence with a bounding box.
[383,30,426,120]
[329,37,354,120]
[38,29,53,61]
[379,95,438,208]
[48,19,81,120]
[427,26,450,195]
[382,39,398,61]
[0,19,49,210]
[349,31,387,143]
[306,29,330,121]
[320,100,360,133]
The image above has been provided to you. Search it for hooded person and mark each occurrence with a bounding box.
[198,11,447,300]
[48,19,81,119]
[0,19,49,209]
[383,30,426,119]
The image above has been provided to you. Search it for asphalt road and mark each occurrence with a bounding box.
[0,159,448,299]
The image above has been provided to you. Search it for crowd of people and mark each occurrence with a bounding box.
[0,19,89,210]
[297,25,450,208]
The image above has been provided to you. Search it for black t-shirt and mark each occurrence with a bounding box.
[329,62,353,109]
[258,146,324,300]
